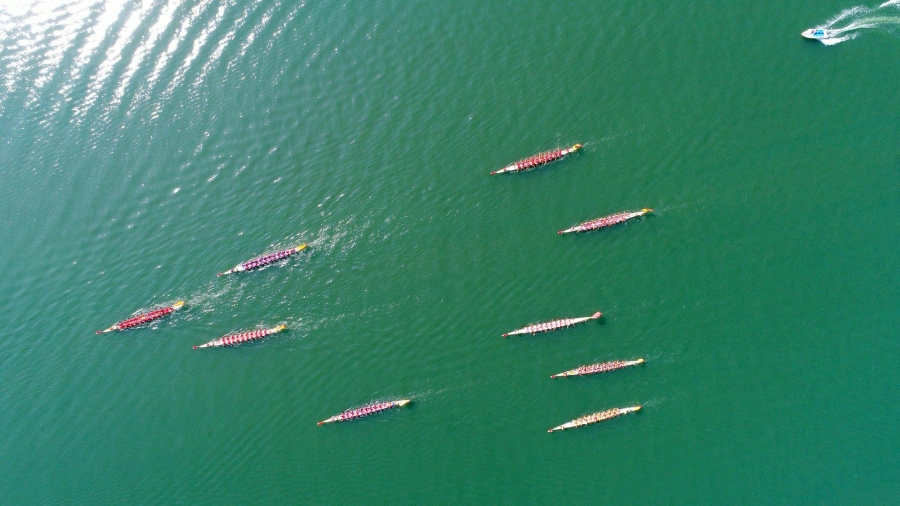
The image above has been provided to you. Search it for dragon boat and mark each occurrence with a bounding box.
[558,209,652,234]
[193,325,287,349]
[502,311,602,338]
[548,406,641,433]
[491,144,582,175]
[551,359,644,378]
[218,244,307,276]
[318,400,411,425]
[96,301,184,334]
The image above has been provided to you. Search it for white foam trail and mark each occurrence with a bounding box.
[820,34,856,45]
[810,0,900,44]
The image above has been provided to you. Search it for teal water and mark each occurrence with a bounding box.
[1,0,899,503]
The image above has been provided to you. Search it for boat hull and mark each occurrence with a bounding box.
[551,359,644,378]
[559,209,652,234]
[318,400,411,425]
[801,28,830,39]
[548,406,641,433]
[219,244,307,276]
[193,325,287,349]
[96,301,185,334]
[491,144,582,175]
[503,312,602,337]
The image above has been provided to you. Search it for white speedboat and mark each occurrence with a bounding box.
[801,28,831,39]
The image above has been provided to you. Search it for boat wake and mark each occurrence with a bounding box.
[809,0,900,45]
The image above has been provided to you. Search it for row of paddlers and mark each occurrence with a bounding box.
[492,144,654,233]
[95,145,650,431]
[492,144,651,432]
[95,244,308,348]
[91,241,407,424]
[99,285,643,427]
[318,356,645,429]
[319,357,646,428]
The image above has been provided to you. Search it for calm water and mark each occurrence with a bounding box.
[1,0,899,503]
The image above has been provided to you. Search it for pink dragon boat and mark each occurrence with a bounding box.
[550,359,644,378]
[218,244,307,276]
[548,406,641,433]
[193,325,286,349]
[96,301,184,334]
[558,209,652,234]
[318,400,411,425]
[491,144,582,174]
[502,311,602,338]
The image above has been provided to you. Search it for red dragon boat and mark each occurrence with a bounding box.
[318,400,411,425]
[218,244,307,276]
[193,325,287,349]
[558,209,652,234]
[491,144,582,175]
[96,301,184,334]
[548,406,641,433]
[550,359,644,378]
[502,311,602,338]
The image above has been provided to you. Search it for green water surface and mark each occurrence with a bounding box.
[0,0,898,503]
